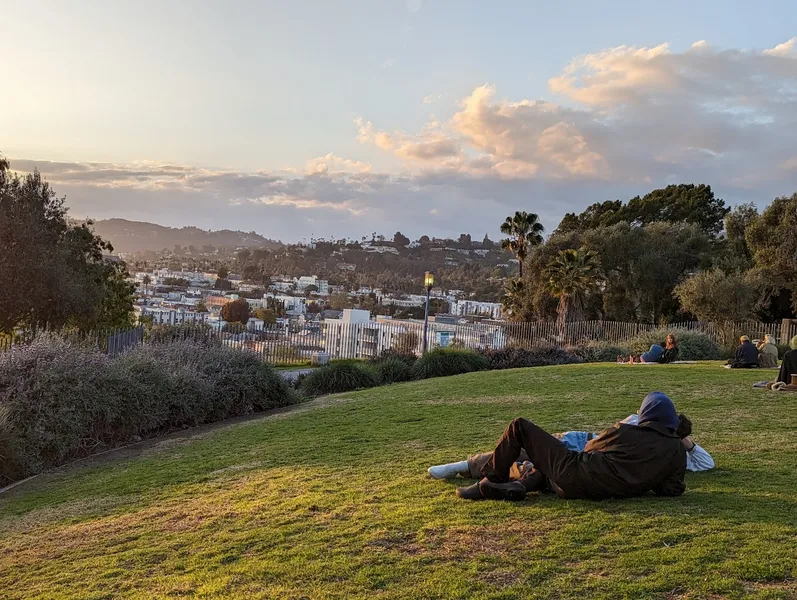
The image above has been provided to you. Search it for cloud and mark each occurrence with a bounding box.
[423,93,442,104]
[380,57,396,69]
[9,38,797,241]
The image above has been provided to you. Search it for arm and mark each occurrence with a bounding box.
[653,448,687,497]
[685,441,715,472]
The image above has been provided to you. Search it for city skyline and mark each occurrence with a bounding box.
[3,1,797,240]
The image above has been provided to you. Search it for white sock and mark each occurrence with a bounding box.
[428,460,469,479]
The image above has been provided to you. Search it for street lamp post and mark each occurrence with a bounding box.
[422,271,435,353]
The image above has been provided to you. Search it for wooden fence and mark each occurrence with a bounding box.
[2,319,795,365]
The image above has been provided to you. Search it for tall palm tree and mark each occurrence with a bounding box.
[500,278,527,321]
[142,274,152,295]
[500,211,545,278]
[545,247,602,329]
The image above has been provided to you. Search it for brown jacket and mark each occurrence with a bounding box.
[554,422,686,500]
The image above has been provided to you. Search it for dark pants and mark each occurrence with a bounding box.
[729,361,758,369]
[481,418,580,498]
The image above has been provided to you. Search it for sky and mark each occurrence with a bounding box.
[3,0,797,242]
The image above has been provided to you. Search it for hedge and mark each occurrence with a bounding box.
[0,335,299,485]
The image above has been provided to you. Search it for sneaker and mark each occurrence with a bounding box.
[455,482,484,500]
[477,478,527,501]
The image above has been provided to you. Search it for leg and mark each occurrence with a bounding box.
[481,418,576,485]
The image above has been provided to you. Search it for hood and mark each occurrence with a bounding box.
[638,392,679,431]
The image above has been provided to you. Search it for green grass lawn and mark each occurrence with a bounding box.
[2,363,796,599]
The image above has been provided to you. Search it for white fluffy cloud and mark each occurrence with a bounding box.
[9,39,797,241]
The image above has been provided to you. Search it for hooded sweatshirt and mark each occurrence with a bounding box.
[552,392,687,499]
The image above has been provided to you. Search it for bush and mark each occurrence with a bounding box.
[626,328,721,361]
[411,348,489,380]
[481,344,583,369]
[0,335,300,485]
[369,348,417,367]
[570,341,631,363]
[299,360,380,396]
[374,357,412,384]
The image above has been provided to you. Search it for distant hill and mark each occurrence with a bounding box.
[89,219,282,254]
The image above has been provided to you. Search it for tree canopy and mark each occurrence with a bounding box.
[0,159,134,333]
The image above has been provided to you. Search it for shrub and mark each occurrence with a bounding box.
[481,344,583,369]
[374,357,412,384]
[569,341,631,363]
[0,335,300,485]
[411,348,489,380]
[299,360,380,396]
[369,348,417,367]
[627,328,721,361]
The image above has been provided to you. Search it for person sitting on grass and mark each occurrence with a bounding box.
[756,335,780,369]
[452,392,687,501]
[617,334,679,364]
[776,335,797,385]
[727,336,760,368]
[428,413,712,485]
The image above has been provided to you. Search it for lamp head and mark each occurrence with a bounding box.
[424,271,435,289]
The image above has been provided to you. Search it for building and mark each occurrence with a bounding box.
[135,306,209,325]
[450,300,503,320]
[323,309,410,359]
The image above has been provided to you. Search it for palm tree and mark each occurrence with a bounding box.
[500,278,527,321]
[142,274,152,295]
[500,211,545,278]
[545,247,602,329]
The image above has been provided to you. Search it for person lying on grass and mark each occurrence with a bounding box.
[450,392,687,502]
[618,333,680,364]
[428,412,713,483]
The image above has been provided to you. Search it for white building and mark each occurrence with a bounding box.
[382,294,428,308]
[450,300,503,320]
[135,306,209,325]
[323,309,408,359]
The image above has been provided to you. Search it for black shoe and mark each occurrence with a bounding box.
[478,478,527,501]
[456,482,484,500]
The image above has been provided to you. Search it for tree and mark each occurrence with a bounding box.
[746,193,797,313]
[329,292,352,311]
[195,300,208,313]
[545,247,602,329]
[0,160,134,333]
[718,203,759,272]
[418,235,431,246]
[499,211,545,278]
[304,284,319,298]
[458,233,472,247]
[557,185,729,237]
[220,298,250,324]
[217,265,229,280]
[673,269,764,322]
[482,234,494,248]
[142,274,152,295]
[393,231,410,246]
[500,278,528,321]
[254,307,277,324]
[214,278,233,291]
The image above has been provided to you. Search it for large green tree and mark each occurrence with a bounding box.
[746,193,797,313]
[0,159,134,333]
[545,247,602,328]
[673,268,765,323]
[500,211,545,278]
[557,184,729,237]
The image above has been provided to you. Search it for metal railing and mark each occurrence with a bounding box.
[2,319,795,365]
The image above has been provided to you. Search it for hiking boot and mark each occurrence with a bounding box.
[455,482,484,500]
[478,478,527,501]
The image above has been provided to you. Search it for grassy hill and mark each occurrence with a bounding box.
[1,364,795,599]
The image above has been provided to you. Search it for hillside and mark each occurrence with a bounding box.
[90,219,282,254]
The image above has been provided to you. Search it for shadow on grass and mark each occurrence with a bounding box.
[436,469,797,528]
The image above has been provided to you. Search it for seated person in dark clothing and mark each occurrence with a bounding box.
[456,392,686,501]
[777,335,797,384]
[728,336,760,368]
[621,333,679,364]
